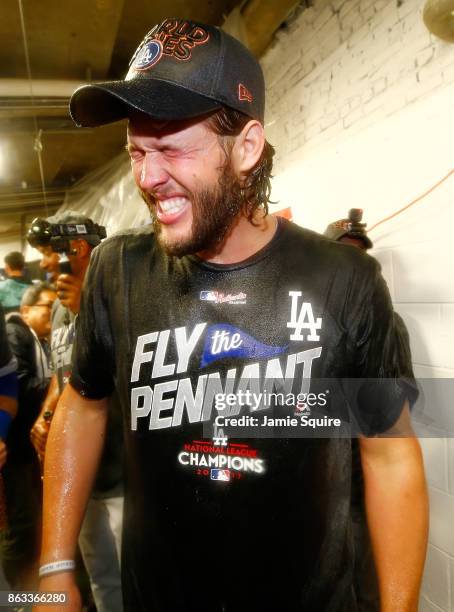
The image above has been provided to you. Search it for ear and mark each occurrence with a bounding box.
[72,239,90,258]
[230,120,265,179]
[20,304,30,322]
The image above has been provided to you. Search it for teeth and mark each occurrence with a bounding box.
[159,197,186,214]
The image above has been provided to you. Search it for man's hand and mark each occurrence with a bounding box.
[56,274,82,314]
[30,416,50,464]
[0,439,7,469]
[31,375,59,464]
[33,573,81,612]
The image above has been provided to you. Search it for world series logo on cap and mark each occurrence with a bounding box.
[133,40,163,71]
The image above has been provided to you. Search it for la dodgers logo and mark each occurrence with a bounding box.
[133,40,163,71]
[287,291,322,341]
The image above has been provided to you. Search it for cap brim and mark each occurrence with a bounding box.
[69,79,223,128]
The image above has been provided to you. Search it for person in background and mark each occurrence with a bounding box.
[36,19,427,612]
[0,303,18,518]
[0,252,31,314]
[34,245,60,285]
[29,213,124,612]
[1,283,55,590]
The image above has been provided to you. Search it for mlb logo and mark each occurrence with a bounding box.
[211,469,230,481]
[200,291,217,302]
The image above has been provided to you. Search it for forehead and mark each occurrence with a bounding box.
[38,289,56,302]
[37,245,57,257]
[127,112,213,144]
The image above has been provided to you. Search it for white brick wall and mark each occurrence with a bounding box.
[261,0,454,608]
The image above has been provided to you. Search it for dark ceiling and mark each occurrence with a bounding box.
[0,0,300,248]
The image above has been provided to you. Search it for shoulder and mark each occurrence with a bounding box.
[0,278,10,293]
[96,225,155,253]
[5,314,31,344]
[279,219,379,280]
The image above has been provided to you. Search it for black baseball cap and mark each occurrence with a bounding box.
[70,18,265,127]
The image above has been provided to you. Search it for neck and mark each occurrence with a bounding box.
[8,270,23,278]
[197,212,278,265]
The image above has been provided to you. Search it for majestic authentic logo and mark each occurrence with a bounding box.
[199,290,247,305]
[131,19,210,69]
[287,291,322,342]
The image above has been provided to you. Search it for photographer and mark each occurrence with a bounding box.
[28,213,124,612]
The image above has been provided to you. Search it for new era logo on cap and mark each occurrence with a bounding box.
[238,83,253,103]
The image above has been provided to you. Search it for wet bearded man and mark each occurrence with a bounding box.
[35,18,427,612]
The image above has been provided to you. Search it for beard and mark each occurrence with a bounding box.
[140,160,245,258]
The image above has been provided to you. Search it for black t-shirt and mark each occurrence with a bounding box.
[71,219,415,612]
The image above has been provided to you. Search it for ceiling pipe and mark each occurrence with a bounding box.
[0,79,98,98]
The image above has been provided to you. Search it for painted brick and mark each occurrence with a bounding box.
[419,595,447,612]
[421,545,450,611]
[392,243,454,304]
[418,437,448,492]
[396,303,454,372]
[416,47,435,69]
[343,106,363,128]
[313,5,334,31]
[450,558,454,611]
[427,488,454,556]
[447,438,454,497]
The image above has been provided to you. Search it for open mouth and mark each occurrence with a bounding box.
[156,196,189,224]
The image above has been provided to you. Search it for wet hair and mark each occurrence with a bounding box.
[206,107,275,221]
[21,281,53,307]
[4,251,25,271]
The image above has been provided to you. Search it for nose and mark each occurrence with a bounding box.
[138,152,169,192]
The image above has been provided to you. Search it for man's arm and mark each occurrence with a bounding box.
[359,403,428,612]
[35,383,108,611]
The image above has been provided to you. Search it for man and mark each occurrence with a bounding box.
[36,19,427,612]
[0,252,31,314]
[0,303,18,524]
[29,213,123,612]
[35,246,60,285]
[1,283,55,590]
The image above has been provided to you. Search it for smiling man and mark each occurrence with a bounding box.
[36,19,427,612]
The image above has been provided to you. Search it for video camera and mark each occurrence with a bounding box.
[27,217,107,275]
[345,208,367,235]
[26,217,106,254]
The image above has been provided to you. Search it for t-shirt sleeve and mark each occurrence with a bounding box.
[70,245,116,399]
[346,256,418,435]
